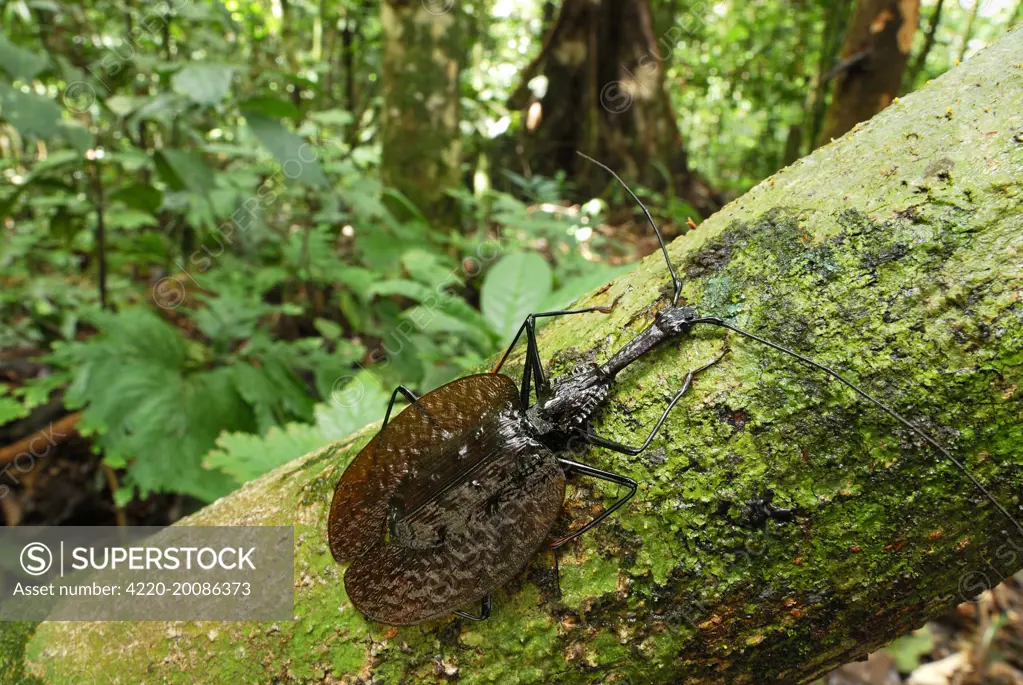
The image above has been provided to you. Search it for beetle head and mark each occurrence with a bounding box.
[655,305,700,336]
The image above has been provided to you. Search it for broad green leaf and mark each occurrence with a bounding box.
[312,371,391,438]
[356,225,406,269]
[56,310,248,501]
[50,206,85,242]
[335,266,376,301]
[480,251,553,343]
[205,422,327,484]
[401,248,460,287]
[29,149,80,174]
[308,109,353,127]
[109,184,162,214]
[154,149,215,197]
[171,63,237,106]
[15,373,68,411]
[0,398,28,424]
[105,208,157,230]
[0,83,61,139]
[243,111,328,188]
[885,626,934,673]
[55,122,93,152]
[313,318,342,340]
[368,279,436,302]
[205,371,390,485]
[0,385,29,424]
[1,149,80,218]
[400,307,492,352]
[541,264,633,310]
[106,95,146,117]
[239,95,299,121]
[0,32,48,80]
[128,93,187,127]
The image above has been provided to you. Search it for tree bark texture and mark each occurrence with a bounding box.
[6,27,1023,685]
[819,0,920,145]
[379,0,464,224]
[507,0,720,217]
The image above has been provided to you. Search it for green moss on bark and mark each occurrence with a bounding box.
[19,28,1023,685]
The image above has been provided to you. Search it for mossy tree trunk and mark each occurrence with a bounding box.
[819,0,920,145]
[10,28,1023,685]
[379,0,464,225]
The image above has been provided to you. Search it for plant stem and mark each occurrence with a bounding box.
[91,160,108,310]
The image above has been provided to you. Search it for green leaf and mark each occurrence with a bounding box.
[205,371,390,485]
[50,206,85,242]
[885,626,934,673]
[0,32,48,81]
[239,96,299,121]
[541,264,633,310]
[0,83,61,140]
[335,267,376,301]
[313,318,342,340]
[109,184,163,214]
[228,361,314,435]
[106,95,146,117]
[55,121,93,152]
[311,372,391,438]
[243,111,328,188]
[105,208,157,230]
[128,93,188,128]
[368,279,436,302]
[171,63,237,106]
[480,251,553,343]
[0,396,29,425]
[308,109,353,127]
[54,310,250,501]
[205,422,327,484]
[29,149,80,174]
[15,372,68,411]
[154,149,215,196]
[401,306,493,352]
[402,248,460,287]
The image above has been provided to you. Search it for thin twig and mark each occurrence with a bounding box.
[0,412,82,465]
[101,464,128,527]
[91,160,108,310]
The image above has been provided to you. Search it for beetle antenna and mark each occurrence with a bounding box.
[576,151,684,306]
[693,315,1023,538]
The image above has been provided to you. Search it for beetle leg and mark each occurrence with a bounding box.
[578,352,727,455]
[523,316,547,395]
[381,384,423,428]
[520,336,535,408]
[491,299,624,377]
[549,459,638,548]
[454,594,492,621]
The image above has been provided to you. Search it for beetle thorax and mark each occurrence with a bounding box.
[528,364,611,437]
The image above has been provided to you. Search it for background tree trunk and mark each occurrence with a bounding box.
[380,0,464,225]
[805,0,856,159]
[7,27,1023,685]
[507,0,720,217]
[906,0,945,89]
[818,0,920,145]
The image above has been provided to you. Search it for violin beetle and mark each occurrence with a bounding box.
[328,152,1023,626]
